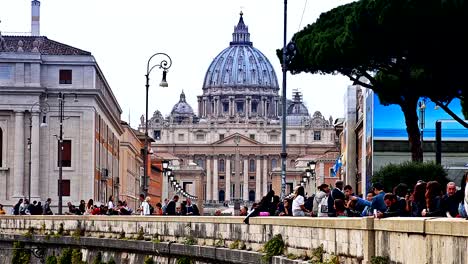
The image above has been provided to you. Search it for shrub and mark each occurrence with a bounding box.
[372,161,448,192]
[45,255,58,264]
[92,252,103,264]
[371,256,390,264]
[71,248,85,264]
[144,256,154,264]
[12,241,31,264]
[262,234,285,263]
[176,256,193,264]
[58,248,72,264]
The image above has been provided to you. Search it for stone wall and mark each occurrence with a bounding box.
[0,216,466,264]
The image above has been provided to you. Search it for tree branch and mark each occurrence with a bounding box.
[433,100,468,128]
[345,74,374,89]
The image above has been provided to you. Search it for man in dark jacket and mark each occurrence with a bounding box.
[376,193,402,218]
[42,198,53,215]
[328,181,345,217]
[442,182,462,217]
[13,199,23,215]
[165,195,179,215]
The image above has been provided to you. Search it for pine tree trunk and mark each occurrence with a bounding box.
[400,98,423,162]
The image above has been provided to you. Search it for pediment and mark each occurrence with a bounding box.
[212,133,261,146]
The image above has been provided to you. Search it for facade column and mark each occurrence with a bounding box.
[206,157,212,202]
[213,157,219,202]
[263,157,268,196]
[13,111,25,198]
[197,96,202,117]
[203,98,207,117]
[255,157,261,201]
[243,158,248,201]
[30,112,40,199]
[225,156,231,201]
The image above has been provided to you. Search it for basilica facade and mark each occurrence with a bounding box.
[141,13,339,203]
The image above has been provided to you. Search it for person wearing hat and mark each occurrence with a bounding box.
[371,182,387,214]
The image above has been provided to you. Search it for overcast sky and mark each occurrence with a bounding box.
[1,0,354,127]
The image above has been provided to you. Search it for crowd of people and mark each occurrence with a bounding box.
[2,173,467,221]
[2,194,200,217]
[242,173,468,223]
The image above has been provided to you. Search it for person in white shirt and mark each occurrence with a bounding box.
[107,195,114,210]
[141,196,151,216]
[292,186,310,216]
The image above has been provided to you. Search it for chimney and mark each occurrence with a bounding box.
[31,0,40,36]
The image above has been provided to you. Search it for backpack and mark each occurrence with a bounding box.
[149,203,154,215]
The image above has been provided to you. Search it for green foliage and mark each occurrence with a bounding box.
[58,248,72,264]
[107,258,116,264]
[280,0,468,162]
[92,252,103,264]
[24,226,34,238]
[371,256,390,264]
[311,244,325,262]
[229,240,240,249]
[11,241,31,264]
[57,223,65,235]
[372,161,449,192]
[183,236,197,245]
[46,255,58,264]
[144,256,154,264]
[176,256,193,264]
[118,230,126,239]
[71,248,85,264]
[136,227,145,240]
[262,234,285,263]
[287,253,299,260]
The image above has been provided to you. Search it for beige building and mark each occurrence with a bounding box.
[0,1,122,209]
[141,13,339,203]
[119,121,143,210]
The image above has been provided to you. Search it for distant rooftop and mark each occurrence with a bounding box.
[0,35,91,55]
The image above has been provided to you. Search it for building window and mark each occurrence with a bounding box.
[219,190,225,201]
[58,140,72,167]
[271,159,277,169]
[59,69,72,84]
[195,159,205,169]
[220,175,224,180]
[219,159,225,172]
[251,102,258,113]
[314,131,321,141]
[269,134,278,141]
[219,134,224,140]
[153,130,161,140]
[178,134,184,141]
[249,159,255,172]
[196,134,205,141]
[290,134,296,142]
[290,159,296,168]
[236,102,244,113]
[329,167,334,177]
[58,179,71,196]
[249,190,255,202]
[249,134,255,140]
[223,102,229,113]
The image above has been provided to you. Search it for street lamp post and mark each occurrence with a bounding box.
[418,100,426,161]
[57,92,78,215]
[144,52,172,197]
[27,100,49,202]
[280,0,296,199]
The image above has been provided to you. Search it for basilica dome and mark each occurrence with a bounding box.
[170,91,196,124]
[202,12,279,91]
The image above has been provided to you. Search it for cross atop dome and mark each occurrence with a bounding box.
[230,11,252,46]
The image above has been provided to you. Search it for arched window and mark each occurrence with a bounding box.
[271,159,277,169]
[290,159,296,168]
[219,190,225,202]
[0,127,2,167]
[249,190,255,202]
[249,159,255,172]
[219,159,225,172]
